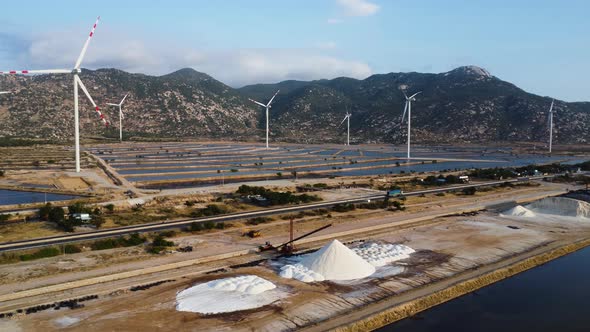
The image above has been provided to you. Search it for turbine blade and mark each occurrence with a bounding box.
[340,116,347,125]
[549,99,554,113]
[120,93,129,105]
[75,76,109,126]
[410,91,422,99]
[0,69,71,75]
[267,89,280,106]
[106,103,119,106]
[402,90,408,99]
[0,91,10,95]
[249,98,266,108]
[401,101,408,124]
[74,16,100,70]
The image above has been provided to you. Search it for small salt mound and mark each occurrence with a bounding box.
[279,264,325,282]
[207,275,275,294]
[501,205,536,218]
[526,197,590,219]
[299,239,376,281]
[353,243,415,267]
[176,275,283,314]
[54,316,80,328]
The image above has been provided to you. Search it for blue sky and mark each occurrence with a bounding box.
[0,0,588,101]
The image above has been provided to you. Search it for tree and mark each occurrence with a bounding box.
[68,202,90,214]
[0,170,5,177]
[48,207,65,224]
[90,216,105,229]
[39,203,53,221]
[105,204,115,213]
[462,187,477,195]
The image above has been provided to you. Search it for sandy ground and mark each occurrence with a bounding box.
[0,182,584,331]
[0,182,563,291]
[8,203,590,332]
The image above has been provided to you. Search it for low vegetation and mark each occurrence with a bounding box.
[237,185,321,205]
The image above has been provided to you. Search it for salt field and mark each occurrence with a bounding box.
[0,189,79,206]
[88,142,586,187]
[382,245,590,332]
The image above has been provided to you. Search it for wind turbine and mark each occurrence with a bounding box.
[400,91,421,159]
[0,17,108,173]
[249,90,280,149]
[0,91,10,95]
[339,109,352,146]
[548,99,554,154]
[107,94,129,142]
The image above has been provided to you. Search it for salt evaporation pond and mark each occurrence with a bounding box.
[175,275,285,314]
[0,189,78,206]
[380,245,590,332]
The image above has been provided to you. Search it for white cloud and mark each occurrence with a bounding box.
[336,0,380,17]
[2,29,371,87]
[184,49,372,87]
[315,41,337,50]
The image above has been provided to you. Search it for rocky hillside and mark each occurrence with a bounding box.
[0,68,259,141]
[0,66,588,144]
[241,66,590,144]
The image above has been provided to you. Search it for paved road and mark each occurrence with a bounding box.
[0,176,554,252]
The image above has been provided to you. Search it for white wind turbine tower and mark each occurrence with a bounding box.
[107,94,129,142]
[400,91,422,159]
[548,99,554,154]
[0,91,11,95]
[340,109,352,146]
[249,90,280,149]
[0,17,108,173]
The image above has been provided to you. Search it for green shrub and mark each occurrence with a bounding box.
[123,233,145,246]
[462,187,477,195]
[332,203,355,213]
[152,235,174,247]
[204,221,215,230]
[91,238,119,251]
[105,204,115,213]
[148,246,166,254]
[190,222,203,232]
[19,247,60,261]
[159,230,176,238]
[246,217,272,225]
[215,223,225,230]
[64,244,82,254]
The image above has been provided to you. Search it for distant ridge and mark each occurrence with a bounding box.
[0,66,588,144]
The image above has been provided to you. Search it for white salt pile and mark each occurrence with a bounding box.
[280,264,325,282]
[526,197,590,219]
[54,316,80,328]
[280,239,376,282]
[207,275,275,294]
[352,243,415,267]
[501,205,537,218]
[176,275,284,314]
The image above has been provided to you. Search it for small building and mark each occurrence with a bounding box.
[71,213,92,222]
[436,178,447,185]
[459,175,469,183]
[248,195,270,206]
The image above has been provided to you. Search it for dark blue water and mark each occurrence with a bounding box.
[380,246,590,332]
[0,189,78,205]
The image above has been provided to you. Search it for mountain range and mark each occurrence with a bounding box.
[0,65,588,145]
